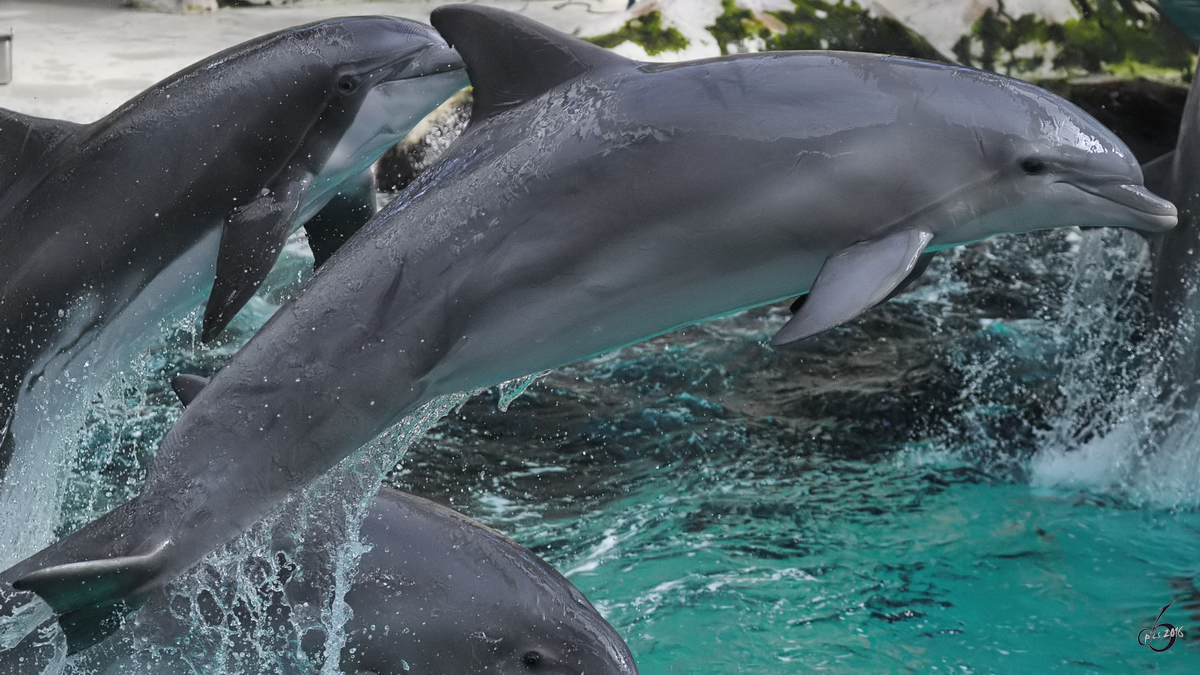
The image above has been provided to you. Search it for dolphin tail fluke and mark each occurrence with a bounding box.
[56,596,147,654]
[12,542,166,653]
[773,229,933,345]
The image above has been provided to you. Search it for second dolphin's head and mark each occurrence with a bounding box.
[341,492,639,675]
[906,63,1177,248]
[292,16,469,210]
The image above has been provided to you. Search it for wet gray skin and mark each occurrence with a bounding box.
[0,16,467,470]
[73,488,637,675]
[1142,56,1200,425]
[0,5,1177,657]
[338,490,636,675]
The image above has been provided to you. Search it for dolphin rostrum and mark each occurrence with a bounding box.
[0,5,1176,655]
[70,487,638,674]
[0,17,467,468]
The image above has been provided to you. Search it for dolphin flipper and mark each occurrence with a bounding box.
[12,543,167,653]
[305,169,377,268]
[0,109,83,194]
[789,250,937,314]
[202,168,314,342]
[883,250,937,302]
[773,229,933,345]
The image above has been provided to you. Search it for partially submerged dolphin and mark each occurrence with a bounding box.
[71,487,637,674]
[0,5,1176,653]
[335,490,637,675]
[0,16,466,467]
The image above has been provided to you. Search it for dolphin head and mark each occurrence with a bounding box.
[345,552,641,675]
[286,17,469,213]
[315,18,469,179]
[920,69,1177,248]
[339,491,639,675]
[468,576,641,675]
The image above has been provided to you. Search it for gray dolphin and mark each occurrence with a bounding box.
[0,17,467,467]
[336,490,637,675]
[1142,57,1200,417]
[0,5,1176,656]
[70,487,637,674]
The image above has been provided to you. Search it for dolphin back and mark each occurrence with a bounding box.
[0,109,82,200]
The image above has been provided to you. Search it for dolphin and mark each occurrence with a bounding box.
[69,487,637,674]
[0,16,467,470]
[1141,55,1200,419]
[332,490,637,675]
[0,5,1176,655]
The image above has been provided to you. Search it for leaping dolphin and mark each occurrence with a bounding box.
[0,17,467,468]
[1141,55,1200,422]
[0,5,1176,655]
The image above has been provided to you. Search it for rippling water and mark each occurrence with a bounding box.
[5,222,1199,672]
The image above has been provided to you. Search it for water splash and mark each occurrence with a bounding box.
[57,393,468,675]
[496,370,550,412]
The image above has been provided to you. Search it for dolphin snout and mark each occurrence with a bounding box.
[1078,181,1178,232]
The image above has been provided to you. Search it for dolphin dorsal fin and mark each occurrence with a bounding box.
[0,109,83,195]
[1141,150,1176,199]
[430,6,630,123]
[171,373,211,407]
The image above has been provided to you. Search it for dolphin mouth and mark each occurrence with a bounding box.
[390,44,465,81]
[1074,181,1178,232]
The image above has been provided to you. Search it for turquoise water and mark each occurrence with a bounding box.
[509,463,1200,672]
[5,226,1199,672]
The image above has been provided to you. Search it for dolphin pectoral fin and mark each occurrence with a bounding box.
[791,250,934,314]
[13,544,166,653]
[1141,150,1176,199]
[430,5,630,124]
[772,229,934,345]
[883,251,937,303]
[305,169,376,268]
[170,373,210,407]
[202,171,312,342]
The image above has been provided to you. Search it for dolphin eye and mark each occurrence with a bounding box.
[1020,158,1047,175]
[522,650,543,668]
[336,76,359,95]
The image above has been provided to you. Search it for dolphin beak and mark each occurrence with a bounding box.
[390,44,465,81]
[1076,181,1178,232]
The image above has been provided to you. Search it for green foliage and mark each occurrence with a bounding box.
[586,11,689,56]
[709,0,772,55]
[953,0,1194,78]
[758,0,943,61]
[586,0,1191,82]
